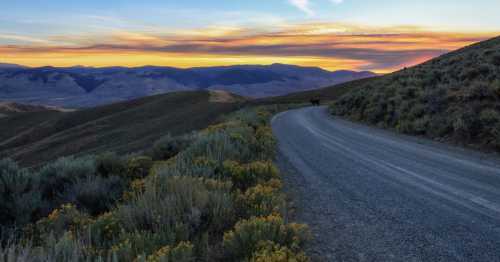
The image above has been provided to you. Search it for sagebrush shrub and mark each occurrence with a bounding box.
[38,157,96,201]
[126,156,153,179]
[35,204,91,240]
[236,180,285,218]
[87,211,121,249]
[116,175,234,236]
[143,241,194,262]
[151,134,195,161]
[250,241,310,262]
[222,215,309,261]
[70,175,125,216]
[0,159,43,228]
[95,152,126,177]
[222,161,280,191]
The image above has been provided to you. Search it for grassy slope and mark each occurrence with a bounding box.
[257,76,380,105]
[0,91,241,166]
[329,36,500,151]
[0,105,309,261]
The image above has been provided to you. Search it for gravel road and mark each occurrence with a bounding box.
[272,106,500,262]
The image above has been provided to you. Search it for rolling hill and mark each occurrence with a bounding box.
[0,63,375,107]
[258,76,379,105]
[329,35,500,151]
[0,91,242,166]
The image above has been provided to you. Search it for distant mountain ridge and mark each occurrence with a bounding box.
[0,63,375,107]
[0,63,26,69]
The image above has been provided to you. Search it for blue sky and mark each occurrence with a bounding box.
[1,1,499,71]
[2,0,500,37]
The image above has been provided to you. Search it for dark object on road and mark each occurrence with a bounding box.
[310,98,321,106]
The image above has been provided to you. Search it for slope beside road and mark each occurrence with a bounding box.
[272,106,500,261]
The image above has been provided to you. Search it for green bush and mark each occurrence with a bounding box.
[250,241,309,262]
[116,175,234,237]
[236,180,285,218]
[71,175,125,216]
[479,109,500,126]
[413,116,430,135]
[126,156,154,179]
[87,212,121,249]
[254,126,277,159]
[95,152,126,177]
[37,156,127,217]
[408,104,426,120]
[0,233,87,262]
[38,157,96,201]
[142,241,194,262]
[35,204,91,240]
[0,159,43,228]
[151,134,195,161]
[491,54,500,66]
[222,161,280,191]
[222,215,309,261]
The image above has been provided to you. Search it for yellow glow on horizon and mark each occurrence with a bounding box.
[1,22,497,73]
[1,50,369,72]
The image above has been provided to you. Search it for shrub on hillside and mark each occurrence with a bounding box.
[0,159,43,228]
[38,156,128,217]
[87,211,121,249]
[95,152,126,177]
[143,241,194,262]
[151,134,195,161]
[116,175,234,242]
[492,54,500,66]
[0,233,87,261]
[250,241,309,262]
[38,157,96,202]
[254,126,277,159]
[222,215,309,261]
[222,161,280,191]
[70,175,125,216]
[35,204,91,240]
[236,180,285,218]
[125,156,153,179]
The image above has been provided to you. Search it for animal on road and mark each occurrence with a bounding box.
[310,98,321,106]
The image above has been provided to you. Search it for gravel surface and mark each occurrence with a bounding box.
[272,106,500,262]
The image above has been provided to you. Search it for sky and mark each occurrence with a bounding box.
[1,0,499,73]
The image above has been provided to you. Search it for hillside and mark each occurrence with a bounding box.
[330,35,500,151]
[0,91,241,166]
[0,101,70,115]
[258,76,379,105]
[0,103,309,261]
[0,63,374,107]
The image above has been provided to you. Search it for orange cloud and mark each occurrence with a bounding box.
[0,22,497,72]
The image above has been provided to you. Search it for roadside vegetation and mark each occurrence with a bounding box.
[331,36,500,151]
[0,105,310,261]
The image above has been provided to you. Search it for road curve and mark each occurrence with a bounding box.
[272,106,500,262]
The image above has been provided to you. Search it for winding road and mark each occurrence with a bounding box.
[272,106,500,262]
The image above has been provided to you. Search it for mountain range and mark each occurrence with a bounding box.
[0,63,375,107]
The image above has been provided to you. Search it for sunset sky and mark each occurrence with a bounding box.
[1,0,499,73]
